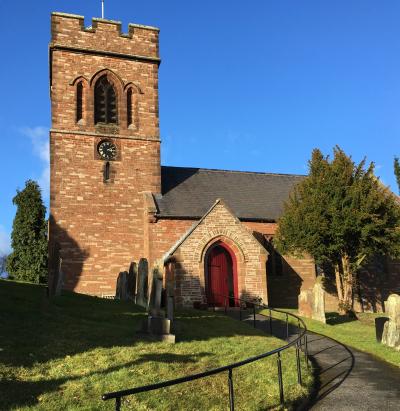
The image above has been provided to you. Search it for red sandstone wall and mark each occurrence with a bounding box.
[148,219,194,266]
[50,13,160,138]
[168,202,268,307]
[49,13,161,295]
[244,220,316,308]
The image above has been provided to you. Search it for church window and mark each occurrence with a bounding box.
[104,161,110,182]
[126,86,139,129]
[76,82,83,123]
[127,88,133,127]
[94,76,118,124]
[265,238,283,276]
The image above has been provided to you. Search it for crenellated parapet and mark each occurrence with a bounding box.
[50,12,160,61]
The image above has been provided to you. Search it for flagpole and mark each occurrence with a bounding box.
[101,0,104,19]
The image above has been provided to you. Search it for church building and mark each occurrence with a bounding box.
[48,12,398,310]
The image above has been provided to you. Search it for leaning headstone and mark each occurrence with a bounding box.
[298,289,313,319]
[382,294,400,351]
[312,279,326,323]
[116,271,129,300]
[136,258,149,308]
[128,261,137,301]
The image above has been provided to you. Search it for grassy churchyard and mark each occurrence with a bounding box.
[0,280,312,410]
[262,308,400,368]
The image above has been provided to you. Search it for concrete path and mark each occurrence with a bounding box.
[225,308,400,410]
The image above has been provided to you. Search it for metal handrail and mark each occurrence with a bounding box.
[102,294,309,411]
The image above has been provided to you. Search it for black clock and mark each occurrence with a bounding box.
[98,140,117,160]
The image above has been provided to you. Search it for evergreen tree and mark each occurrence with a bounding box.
[6,180,48,283]
[275,147,400,314]
[394,157,400,194]
[0,254,7,275]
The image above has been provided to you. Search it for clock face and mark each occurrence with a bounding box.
[98,140,117,160]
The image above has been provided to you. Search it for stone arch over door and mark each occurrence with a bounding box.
[166,200,269,307]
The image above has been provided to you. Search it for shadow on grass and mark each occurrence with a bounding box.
[0,281,272,368]
[0,280,276,410]
[1,361,132,410]
[132,352,212,366]
[1,352,215,410]
[325,312,357,325]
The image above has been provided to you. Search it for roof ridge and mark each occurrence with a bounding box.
[161,165,305,178]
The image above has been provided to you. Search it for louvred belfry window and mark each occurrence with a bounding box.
[94,76,118,124]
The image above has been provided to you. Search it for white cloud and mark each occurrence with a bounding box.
[0,226,11,256]
[19,126,50,199]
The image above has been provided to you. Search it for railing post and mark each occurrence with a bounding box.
[277,352,284,406]
[296,342,302,386]
[253,305,256,328]
[286,313,289,340]
[239,303,242,321]
[225,297,227,314]
[305,335,309,368]
[269,308,273,335]
[115,397,121,411]
[228,368,235,411]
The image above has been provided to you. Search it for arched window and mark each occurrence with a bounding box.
[127,88,133,127]
[76,82,83,123]
[94,76,118,124]
[126,86,139,129]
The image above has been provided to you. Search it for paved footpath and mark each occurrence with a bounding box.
[226,309,400,410]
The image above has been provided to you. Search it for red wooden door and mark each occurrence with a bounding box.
[207,246,233,306]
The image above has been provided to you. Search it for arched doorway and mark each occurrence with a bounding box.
[205,241,238,307]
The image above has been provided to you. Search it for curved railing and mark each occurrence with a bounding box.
[102,294,309,411]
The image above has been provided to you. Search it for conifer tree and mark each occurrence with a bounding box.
[275,147,400,314]
[6,180,48,283]
[394,157,400,194]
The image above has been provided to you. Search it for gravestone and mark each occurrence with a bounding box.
[116,271,129,300]
[138,265,175,343]
[312,279,326,323]
[298,289,313,318]
[149,267,163,316]
[375,317,389,342]
[167,295,174,322]
[165,261,175,321]
[136,258,149,308]
[128,261,137,301]
[382,294,400,350]
[54,254,63,297]
[298,277,326,323]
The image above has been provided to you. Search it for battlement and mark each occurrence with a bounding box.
[51,12,160,60]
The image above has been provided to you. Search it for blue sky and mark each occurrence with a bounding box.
[0,1,399,255]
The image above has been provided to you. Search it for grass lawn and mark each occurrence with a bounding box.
[0,280,313,410]
[260,308,400,368]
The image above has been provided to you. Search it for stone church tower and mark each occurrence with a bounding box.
[48,12,161,295]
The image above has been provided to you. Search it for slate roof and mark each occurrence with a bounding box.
[154,166,305,221]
